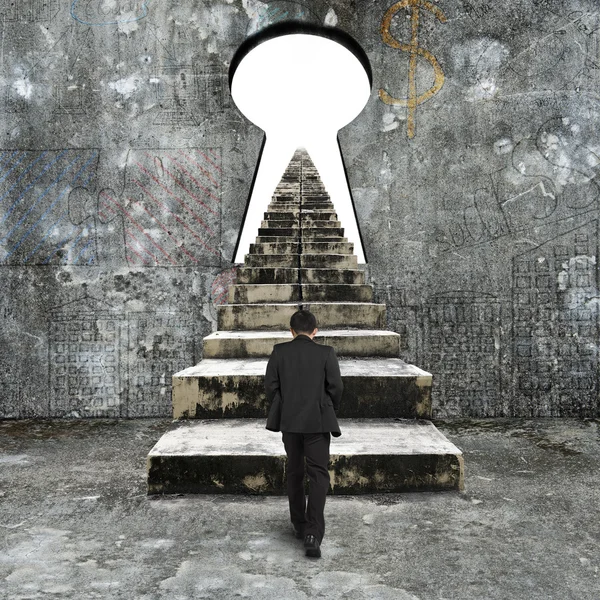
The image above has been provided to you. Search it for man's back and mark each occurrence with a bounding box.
[265,334,343,437]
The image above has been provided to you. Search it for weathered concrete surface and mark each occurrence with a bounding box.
[147,419,464,495]
[249,241,355,255]
[202,329,400,358]
[1,1,599,419]
[228,283,373,303]
[217,301,386,330]
[236,267,365,285]
[244,253,358,269]
[228,283,301,304]
[172,358,431,420]
[1,417,599,599]
[260,219,342,227]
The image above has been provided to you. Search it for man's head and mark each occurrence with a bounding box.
[290,309,318,338]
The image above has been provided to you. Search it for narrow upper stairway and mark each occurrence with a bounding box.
[147,149,464,495]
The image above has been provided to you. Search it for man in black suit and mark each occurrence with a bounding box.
[265,309,343,559]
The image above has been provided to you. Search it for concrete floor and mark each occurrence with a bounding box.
[0,418,598,600]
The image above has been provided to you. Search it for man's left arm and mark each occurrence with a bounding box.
[325,347,343,411]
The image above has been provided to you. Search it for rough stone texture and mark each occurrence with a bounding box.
[1,0,599,418]
[171,358,431,420]
[1,417,599,598]
[202,329,400,358]
[217,301,387,330]
[147,419,464,494]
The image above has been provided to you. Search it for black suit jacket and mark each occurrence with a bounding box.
[265,334,343,437]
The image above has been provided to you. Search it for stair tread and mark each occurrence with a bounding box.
[205,329,399,340]
[148,418,462,457]
[175,357,431,379]
[221,301,384,307]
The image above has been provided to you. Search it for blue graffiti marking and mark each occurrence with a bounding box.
[0,150,64,225]
[4,152,98,261]
[70,0,152,26]
[23,212,67,264]
[0,153,79,243]
[73,238,95,265]
[43,226,77,264]
[0,151,50,207]
[0,152,27,185]
[60,227,88,265]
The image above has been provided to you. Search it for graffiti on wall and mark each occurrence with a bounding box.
[112,147,222,266]
[0,149,99,266]
[0,0,60,22]
[421,292,502,417]
[0,147,222,267]
[511,221,599,418]
[435,117,600,254]
[47,296,200,418]
[379,0,447,139]
[152,65,230,127]
[70,0,151,26]
[379,213,599,418]
[49,296,126,418]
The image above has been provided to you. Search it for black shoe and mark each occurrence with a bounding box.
[292,526,304,539]
[304,534,321,558]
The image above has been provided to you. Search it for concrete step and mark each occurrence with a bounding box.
[248,242,354,255]
[244,254,358,269]
[263,211,338,220]
[202,329,400,358]
[273,194,329,200]
[254,236,348,244]
[236,268,365,284]
[217,301,385,330]
[147,418,464,494]
[300,227,345,237]
[301,283,373,302]
[270,203,334,210]
[260,220,342,228]
[228,284,300,303]
[244,255,299,268]
[172,357,431,419]
[227,283,373,303]
[257,228,301,237]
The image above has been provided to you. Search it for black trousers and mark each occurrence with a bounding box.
[282,432,331,543]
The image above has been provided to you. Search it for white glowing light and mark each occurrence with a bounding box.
[231,33,371,263]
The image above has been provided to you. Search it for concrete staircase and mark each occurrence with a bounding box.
[147,150,464,495]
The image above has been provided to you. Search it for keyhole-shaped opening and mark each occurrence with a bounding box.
[230,25,371,263]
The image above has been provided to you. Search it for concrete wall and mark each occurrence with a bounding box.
[0,0,598,418]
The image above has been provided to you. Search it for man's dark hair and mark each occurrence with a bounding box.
[290,309,317,334]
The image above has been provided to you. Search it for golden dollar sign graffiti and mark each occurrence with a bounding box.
[379,0,447,139]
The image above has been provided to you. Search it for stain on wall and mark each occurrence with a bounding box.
[0,0,598,418]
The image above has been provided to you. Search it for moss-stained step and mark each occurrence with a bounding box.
[263,211,338,220]
[249,241,354,255]
[244,254,358,269]
[217,301,385,330]
[261,219,342,228]
[172,357,431,419]
[268,203,334,211]
[202,329,401,358]
[147,419,464,495]
[236,267,365,284]
[258,227,345,237]
[255,235,347,244]
[228,283,374,303]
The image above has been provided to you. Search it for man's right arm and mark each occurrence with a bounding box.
[264,346,280,403]
[324,347,343,411]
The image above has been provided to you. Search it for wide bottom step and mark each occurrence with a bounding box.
[146,418,464,495]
